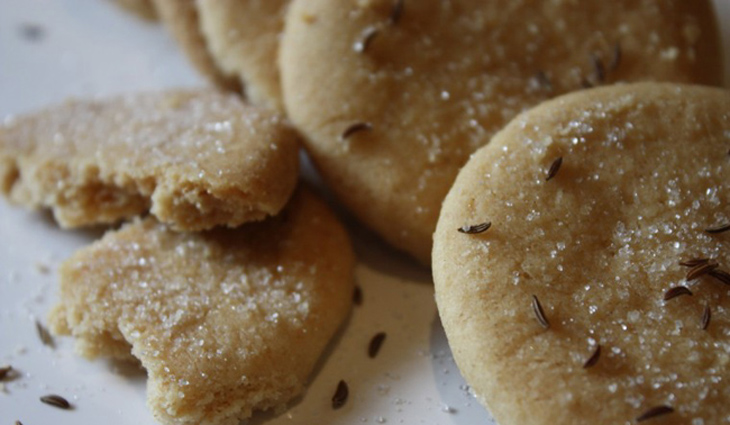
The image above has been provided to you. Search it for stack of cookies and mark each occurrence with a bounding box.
[2,1,728,424]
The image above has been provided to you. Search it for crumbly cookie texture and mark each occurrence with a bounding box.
[196,0,289,112]
[0,89,299,230]
[49,187,355,425]
[152,0,241,91]
[280,0,723,265]
[433,83,730,425]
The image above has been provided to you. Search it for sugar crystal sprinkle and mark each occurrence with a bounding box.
[636,405,674,422]
[531,295,550,329]
[545,156,563,181]
[663,286,693,301]
[457,222,491,234]
[582,344,601,369]
[40,394,71,409]
[332,380,349,409]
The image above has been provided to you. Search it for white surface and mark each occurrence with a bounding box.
[0,1,728,425]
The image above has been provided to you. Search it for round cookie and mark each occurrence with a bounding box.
[152,0,241,91]
[0,89,299,230]
[280,0,723,264]
[433,83,730,425]
[49,186,355,425]
[196,0,289,111]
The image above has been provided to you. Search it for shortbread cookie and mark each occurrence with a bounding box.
[433,83,730,425]
[49,187,355,425]
[152,0,241,91]
[196,0,289,111]
[153,0,288,110]
[280,0,723,264]
[0,89,299,230]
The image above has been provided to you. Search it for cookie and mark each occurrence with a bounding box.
[433,83,730,425]
[280,0,723,265]
[154,0,288,110]
[0,89,299,230]
[196,0,289,111]
[49,186,355,425]
[152,0,241,92]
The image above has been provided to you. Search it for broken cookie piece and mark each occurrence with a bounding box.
[49,186,355,425]
[0,89,299,230]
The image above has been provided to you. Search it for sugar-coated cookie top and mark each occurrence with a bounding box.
[50,187,355,425]
[281,0,723,264]
[0,89,299,230]
[433,83,730,425]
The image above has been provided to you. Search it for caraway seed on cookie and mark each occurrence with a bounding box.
[332,380,349,409]
[368,332,387,358]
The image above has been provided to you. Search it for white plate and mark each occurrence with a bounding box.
[0,1,728,424]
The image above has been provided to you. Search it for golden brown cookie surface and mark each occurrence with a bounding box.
[433,83,730,425]
[152,0,241,91]
[281,0,723,264]
[196,0,289,111]
[49,187,355,425]
[0,89,299,230]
